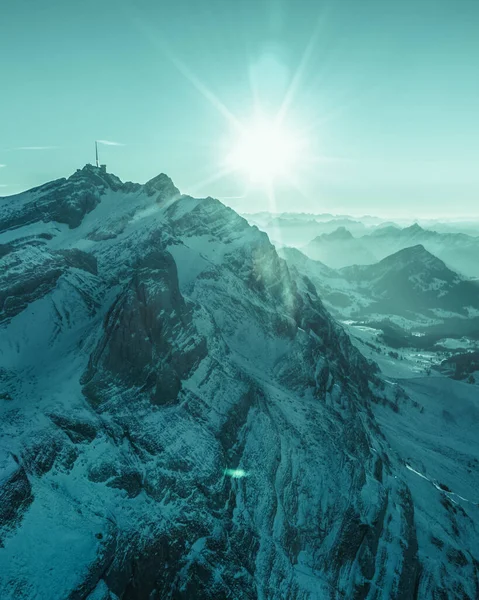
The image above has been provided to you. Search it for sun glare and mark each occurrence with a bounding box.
[227,117,305,186]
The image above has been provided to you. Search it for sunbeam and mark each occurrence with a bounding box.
[166,52,243,132]
[276,11,329,125]
[185,164,236,195]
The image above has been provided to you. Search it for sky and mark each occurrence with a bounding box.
[1,0,478,217]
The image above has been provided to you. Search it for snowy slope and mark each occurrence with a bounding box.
[1,165,478,599]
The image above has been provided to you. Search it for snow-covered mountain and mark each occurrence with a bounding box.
[1,165,478,599]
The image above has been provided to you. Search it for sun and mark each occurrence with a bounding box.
[227,117,305,186]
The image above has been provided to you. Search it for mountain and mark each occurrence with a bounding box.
[1,165,478,599]
[341,245,479,317]
[302,227,377,268]
[271,218,479,278]
[278,247,358,316]
[280,244,479,324]
[243,215,368,247]
[423,221,479,236]
[361,223,479,278]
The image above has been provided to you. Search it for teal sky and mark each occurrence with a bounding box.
[1,0,478,217]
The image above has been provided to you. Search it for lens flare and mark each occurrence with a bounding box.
[224,468,248,479]
[227,117,306,186]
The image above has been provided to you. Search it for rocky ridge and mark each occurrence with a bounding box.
[0,165,477,599]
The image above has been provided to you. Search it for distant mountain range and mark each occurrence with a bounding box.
[281,244,479,324]
[300,223,479,278]
[244,213,479,277]
[245,210,479,233]
[363,224,479,278]
[303,227,377,268]
[244,214,370,245]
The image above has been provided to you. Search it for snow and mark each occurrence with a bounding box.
[1,478,104,600]
[375,376,479,505]
[87,580,118,600]
[2,171,479,599]
[435,337,476,350]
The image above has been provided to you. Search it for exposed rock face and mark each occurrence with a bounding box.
[0,167,477,599]
[144,173,181,200]
[0,451,33,532]
[0,165,129,233]
[82,247,207,407]
[0,244,97,322]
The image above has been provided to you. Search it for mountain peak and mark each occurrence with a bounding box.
[69,163,123,190]
[321,226,354,241]
[379,244,451,273]
[396,243,428,255]
[404,222,424,234]
[144,173,180,201]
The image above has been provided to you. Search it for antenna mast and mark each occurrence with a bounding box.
[95,141,99,167]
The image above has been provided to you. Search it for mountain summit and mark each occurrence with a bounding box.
[317,225,355,241]
[304,226,376,268]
